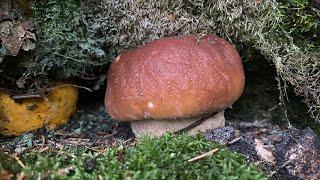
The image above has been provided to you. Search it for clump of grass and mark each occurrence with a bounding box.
[21,134,267,179]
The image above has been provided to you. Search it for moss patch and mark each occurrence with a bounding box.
[21,134,267,179]
[31,0,108,79]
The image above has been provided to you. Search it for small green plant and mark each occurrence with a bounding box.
[21,134,267,179]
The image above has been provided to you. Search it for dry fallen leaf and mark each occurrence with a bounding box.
[254,138,276,164]
[0,20,36,57]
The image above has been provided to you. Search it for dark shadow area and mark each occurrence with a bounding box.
[226,54,319,134]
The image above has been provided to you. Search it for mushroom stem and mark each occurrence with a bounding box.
[131,111,225,138]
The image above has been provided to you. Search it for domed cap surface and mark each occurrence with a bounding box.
[105,34,245,121]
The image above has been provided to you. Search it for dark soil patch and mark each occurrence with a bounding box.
[205,121,320,180]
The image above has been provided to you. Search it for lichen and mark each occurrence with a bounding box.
[30,0,108,80]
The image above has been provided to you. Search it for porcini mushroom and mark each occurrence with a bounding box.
[105,34,245,137]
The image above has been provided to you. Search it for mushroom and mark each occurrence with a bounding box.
[105,34,245,137]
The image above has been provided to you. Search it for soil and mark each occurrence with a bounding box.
[205,120,320,180]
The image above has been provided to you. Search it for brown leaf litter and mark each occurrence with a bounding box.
[0,20,36,62]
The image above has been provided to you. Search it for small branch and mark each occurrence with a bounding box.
[187,148,219,163]
[173,112,218,134]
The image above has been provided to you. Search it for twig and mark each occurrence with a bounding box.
[173,112,218,134]
[86,146,107,154]
[57,166,76,176]
[187,148,219,163]
[97,130,118,138]
[10,83,92,100]
[121,138,134,146]
[38,146,49,153]
[227,137,241,145]
[66,137,90,141]
[11,94,43,100]
[56,151,77,159]
[13,155,25,168]
[279,159,292,169]
[46,84,93,93]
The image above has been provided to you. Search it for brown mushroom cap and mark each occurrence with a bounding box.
[105,34,245,121]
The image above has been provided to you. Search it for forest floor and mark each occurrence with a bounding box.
[0,61,319,179]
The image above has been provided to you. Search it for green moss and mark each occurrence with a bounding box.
[21,134,267,179]
[24,0,108,85]
[279,0,319,49]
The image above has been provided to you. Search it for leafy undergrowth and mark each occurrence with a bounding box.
[20,134,267,179]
